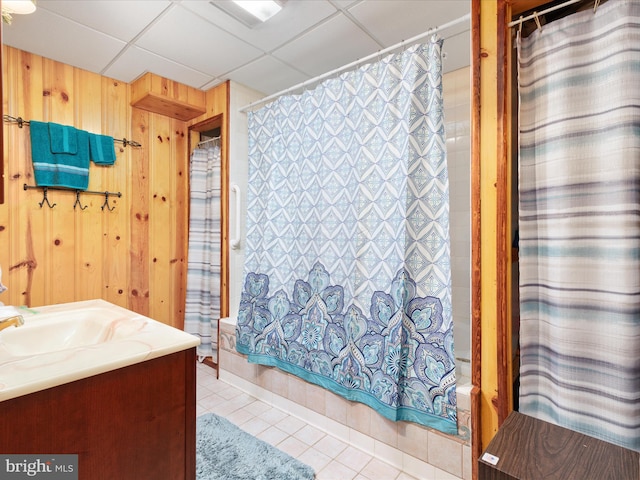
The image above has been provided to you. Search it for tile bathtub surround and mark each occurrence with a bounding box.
[444,66,472,379]
[198,362,464,480]
[218,319,471,480]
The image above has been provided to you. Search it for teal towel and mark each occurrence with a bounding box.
[30,120,90,190]
[48,122,78,154]
[89,133,116,165]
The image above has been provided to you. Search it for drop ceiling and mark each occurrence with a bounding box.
[2,0,471,97]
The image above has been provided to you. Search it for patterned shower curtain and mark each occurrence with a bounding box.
[517,0,640,451]
[236,37,457,434]
[185,146,221,362]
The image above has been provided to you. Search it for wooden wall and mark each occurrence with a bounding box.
[474,0,554,453]
[0,45,228,328]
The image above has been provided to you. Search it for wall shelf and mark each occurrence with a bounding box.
[131,73,206,121]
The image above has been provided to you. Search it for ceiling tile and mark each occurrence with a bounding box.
[331,0,362,9]
[35,0,172,42]
[3,8,126,74]
[2,0,471,95]
[226,56,311,96]
[272,14,381,77]
[347,0,470,46]
[135,4,263,77]
[103,46,214,88]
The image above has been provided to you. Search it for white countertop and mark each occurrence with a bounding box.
[0,299,199,401]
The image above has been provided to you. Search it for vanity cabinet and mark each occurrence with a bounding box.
[478,411,639,480]
[0,348,196,480]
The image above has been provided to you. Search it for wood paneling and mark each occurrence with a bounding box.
[76,69,105,302]
[476,0,533,454]
[475,0,502,452]
[0,46,226,328]
[129,108,151,316]
[495,0,513,427]
[471,1,483,476]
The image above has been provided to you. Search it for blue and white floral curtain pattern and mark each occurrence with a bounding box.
[236,37,457,434]
[517,0,640,451]
[185,146,221,362]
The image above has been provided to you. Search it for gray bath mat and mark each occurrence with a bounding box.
[196,413,316,480]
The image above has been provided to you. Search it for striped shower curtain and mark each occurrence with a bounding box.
[236,37,457,434]
[517,0,640,451]
[185,146,221,362]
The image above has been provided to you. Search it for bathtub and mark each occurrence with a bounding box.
[218,316,473,480]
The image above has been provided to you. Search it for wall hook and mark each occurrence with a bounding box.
[38,187,56,209]
[73,190,88,210]
[115,137,142,148]
[101,191,116,211]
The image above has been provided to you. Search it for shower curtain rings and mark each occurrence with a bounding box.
[533,11,542,31]
[518,16,523,36]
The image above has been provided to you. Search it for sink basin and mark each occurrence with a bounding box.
[0,299,199,401]
[0,307,145,356]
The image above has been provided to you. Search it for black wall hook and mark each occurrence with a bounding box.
[73,190,88,210]
[101,191,116,211]
[115,137,142,148]
[38,187,56,209]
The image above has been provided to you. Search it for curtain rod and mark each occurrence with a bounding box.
[239,12,471,113]
[197,136,220,147]
[507,0,585,28]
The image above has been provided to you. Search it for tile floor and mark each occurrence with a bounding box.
[196,362,420,480]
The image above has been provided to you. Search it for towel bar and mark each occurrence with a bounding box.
[4,115,142,148]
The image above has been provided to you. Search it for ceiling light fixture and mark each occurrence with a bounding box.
[3,0,36,15]
[232,0,282,22]
[2,0,36,24]
[210,0,284,28]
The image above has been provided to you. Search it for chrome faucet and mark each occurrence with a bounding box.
[0,315,24,332]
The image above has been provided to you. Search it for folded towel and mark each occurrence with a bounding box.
[30,120,90,190]
[89,133,116,165]
[48,122,78,154]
